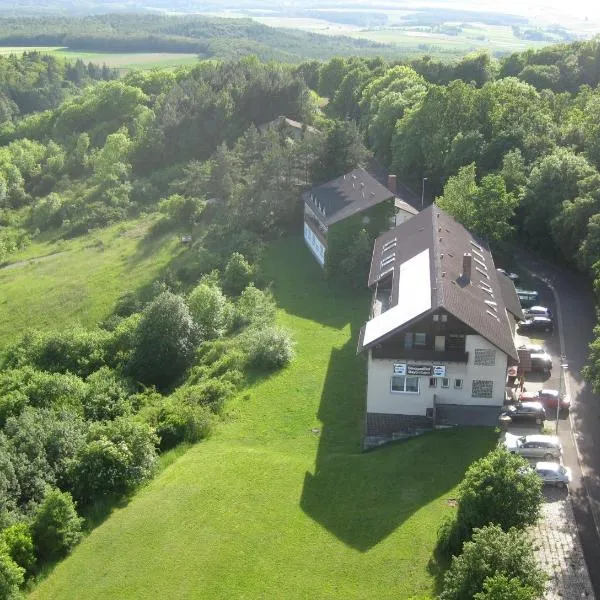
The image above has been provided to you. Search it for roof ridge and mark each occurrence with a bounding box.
[430,204,443,309]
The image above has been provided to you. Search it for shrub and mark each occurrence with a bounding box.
[244,326,295,370]
[457,447,542,535]
[440,525,545,600]
[233,284,276,330]
[187,282,232,339]
[1,523,35,575]
[222,252,253,296]
[145,400,214,451]
[129,292,200,389]
[70,418,158,505]
[474,573,541,600]
[172,380,235,413]
[83,367,133,421]
[23,369,87,412]
[0,548,23,600]
[31,488,83,562]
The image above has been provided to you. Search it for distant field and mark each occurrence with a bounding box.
[0,46,200,70]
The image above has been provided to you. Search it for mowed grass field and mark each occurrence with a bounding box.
[0,218,182,347]
[0,46,201,70]
[29,236,496,600]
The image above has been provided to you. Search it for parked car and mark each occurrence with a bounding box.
[503,433,562,459]
[530,351,553,372]
[496,268,520,283]
[533,461,572,488]
[516,288,539,308]
[520,389,570,411]
[502,401,546,422]
[518,316,553,333]
[524,305,553,319]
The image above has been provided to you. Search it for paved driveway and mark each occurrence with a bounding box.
[514,252,600,597]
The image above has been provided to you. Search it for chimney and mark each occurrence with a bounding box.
[461,253,472,283]
[387,174,397,195]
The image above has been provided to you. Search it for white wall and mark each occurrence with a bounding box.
[303,221,325,267]
[366,334,508,416]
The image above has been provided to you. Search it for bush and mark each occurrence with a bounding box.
[83,367,133,421]
[474,573,541,600]
[1,523,35,575]
[457,447,542,535]
[233,284,276,330]
[172,380,235,413]
[31,488,83,562]
[70,418,158,505]
[440,525,545,600]
[244,326,295,370]
[0,548,23,600]
[144,399,214,451]
[222,252,253,296]
[187,282,232,339]
[129,292,199,389]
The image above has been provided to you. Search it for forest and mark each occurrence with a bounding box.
[1,28,600,598]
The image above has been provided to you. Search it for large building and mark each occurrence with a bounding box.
[357,205,523,446]
[302,167,418,268]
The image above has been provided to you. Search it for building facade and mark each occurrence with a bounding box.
[358,205,522,445]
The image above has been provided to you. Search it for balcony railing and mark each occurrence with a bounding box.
[372,347,469,363]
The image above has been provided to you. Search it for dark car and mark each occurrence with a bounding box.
[502,401,546,422]
[530,352,552,372]
[518,316,553,334]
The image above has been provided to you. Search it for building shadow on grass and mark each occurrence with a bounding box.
[299,334,498,553]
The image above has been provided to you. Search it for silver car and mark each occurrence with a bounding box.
[503,434,562,460]
[534,462,572,488]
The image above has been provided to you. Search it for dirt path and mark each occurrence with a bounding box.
[0,251,66,271]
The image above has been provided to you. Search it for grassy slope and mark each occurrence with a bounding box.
[30,236,496,600]
[0,218,181,347]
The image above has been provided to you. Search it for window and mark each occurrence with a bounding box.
[446,334,465,353]
[429,377,437,388]
[391,376,420,394]
[404,333,413,349]
[472,379,494,398]
[441,378,450,389]
[474,349,496,366]
[414,333,427,347]
[435,335,445,352]
[454,378,463,390]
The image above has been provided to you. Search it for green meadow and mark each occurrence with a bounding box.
[29,237,496,599]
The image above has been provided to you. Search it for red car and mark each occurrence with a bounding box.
[519,389,570,411]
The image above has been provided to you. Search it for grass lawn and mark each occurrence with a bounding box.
[29,236,496,600]
[0,218,183,347]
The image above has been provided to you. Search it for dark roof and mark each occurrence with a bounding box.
[364,156,420,211]
[360,204,518,360]
[496,272,524,320]
[304,168,395,226]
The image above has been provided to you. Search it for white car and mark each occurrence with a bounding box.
[503,433,562,460]
[534,461,572,488]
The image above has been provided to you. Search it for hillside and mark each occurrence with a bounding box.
[29,237,496,600]
[0,14,397,62]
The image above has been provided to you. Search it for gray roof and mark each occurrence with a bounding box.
[496,272,524,320]
[360,204,519,360]
[304,168,395,226]
[259,115,319,135]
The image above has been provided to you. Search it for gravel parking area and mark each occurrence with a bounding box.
[533,489,595,599]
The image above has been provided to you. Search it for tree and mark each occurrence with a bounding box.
[222,253,253,297]
[440,525,545,600]
[1,523,35,575]
[473,574,540,600]
[243,326,295,370]
[437,164,518,242]
[187,282,231,339]
[0,548,23,600]
[457,447,542,535]
[130,292,199,389]
[71,418,158,505]
[310,120,367,184]
[31,488,83,562]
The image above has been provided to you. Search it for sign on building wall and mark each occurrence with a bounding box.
[433,365,446,377]
[393,363,406,375]
[407,364,433,376]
